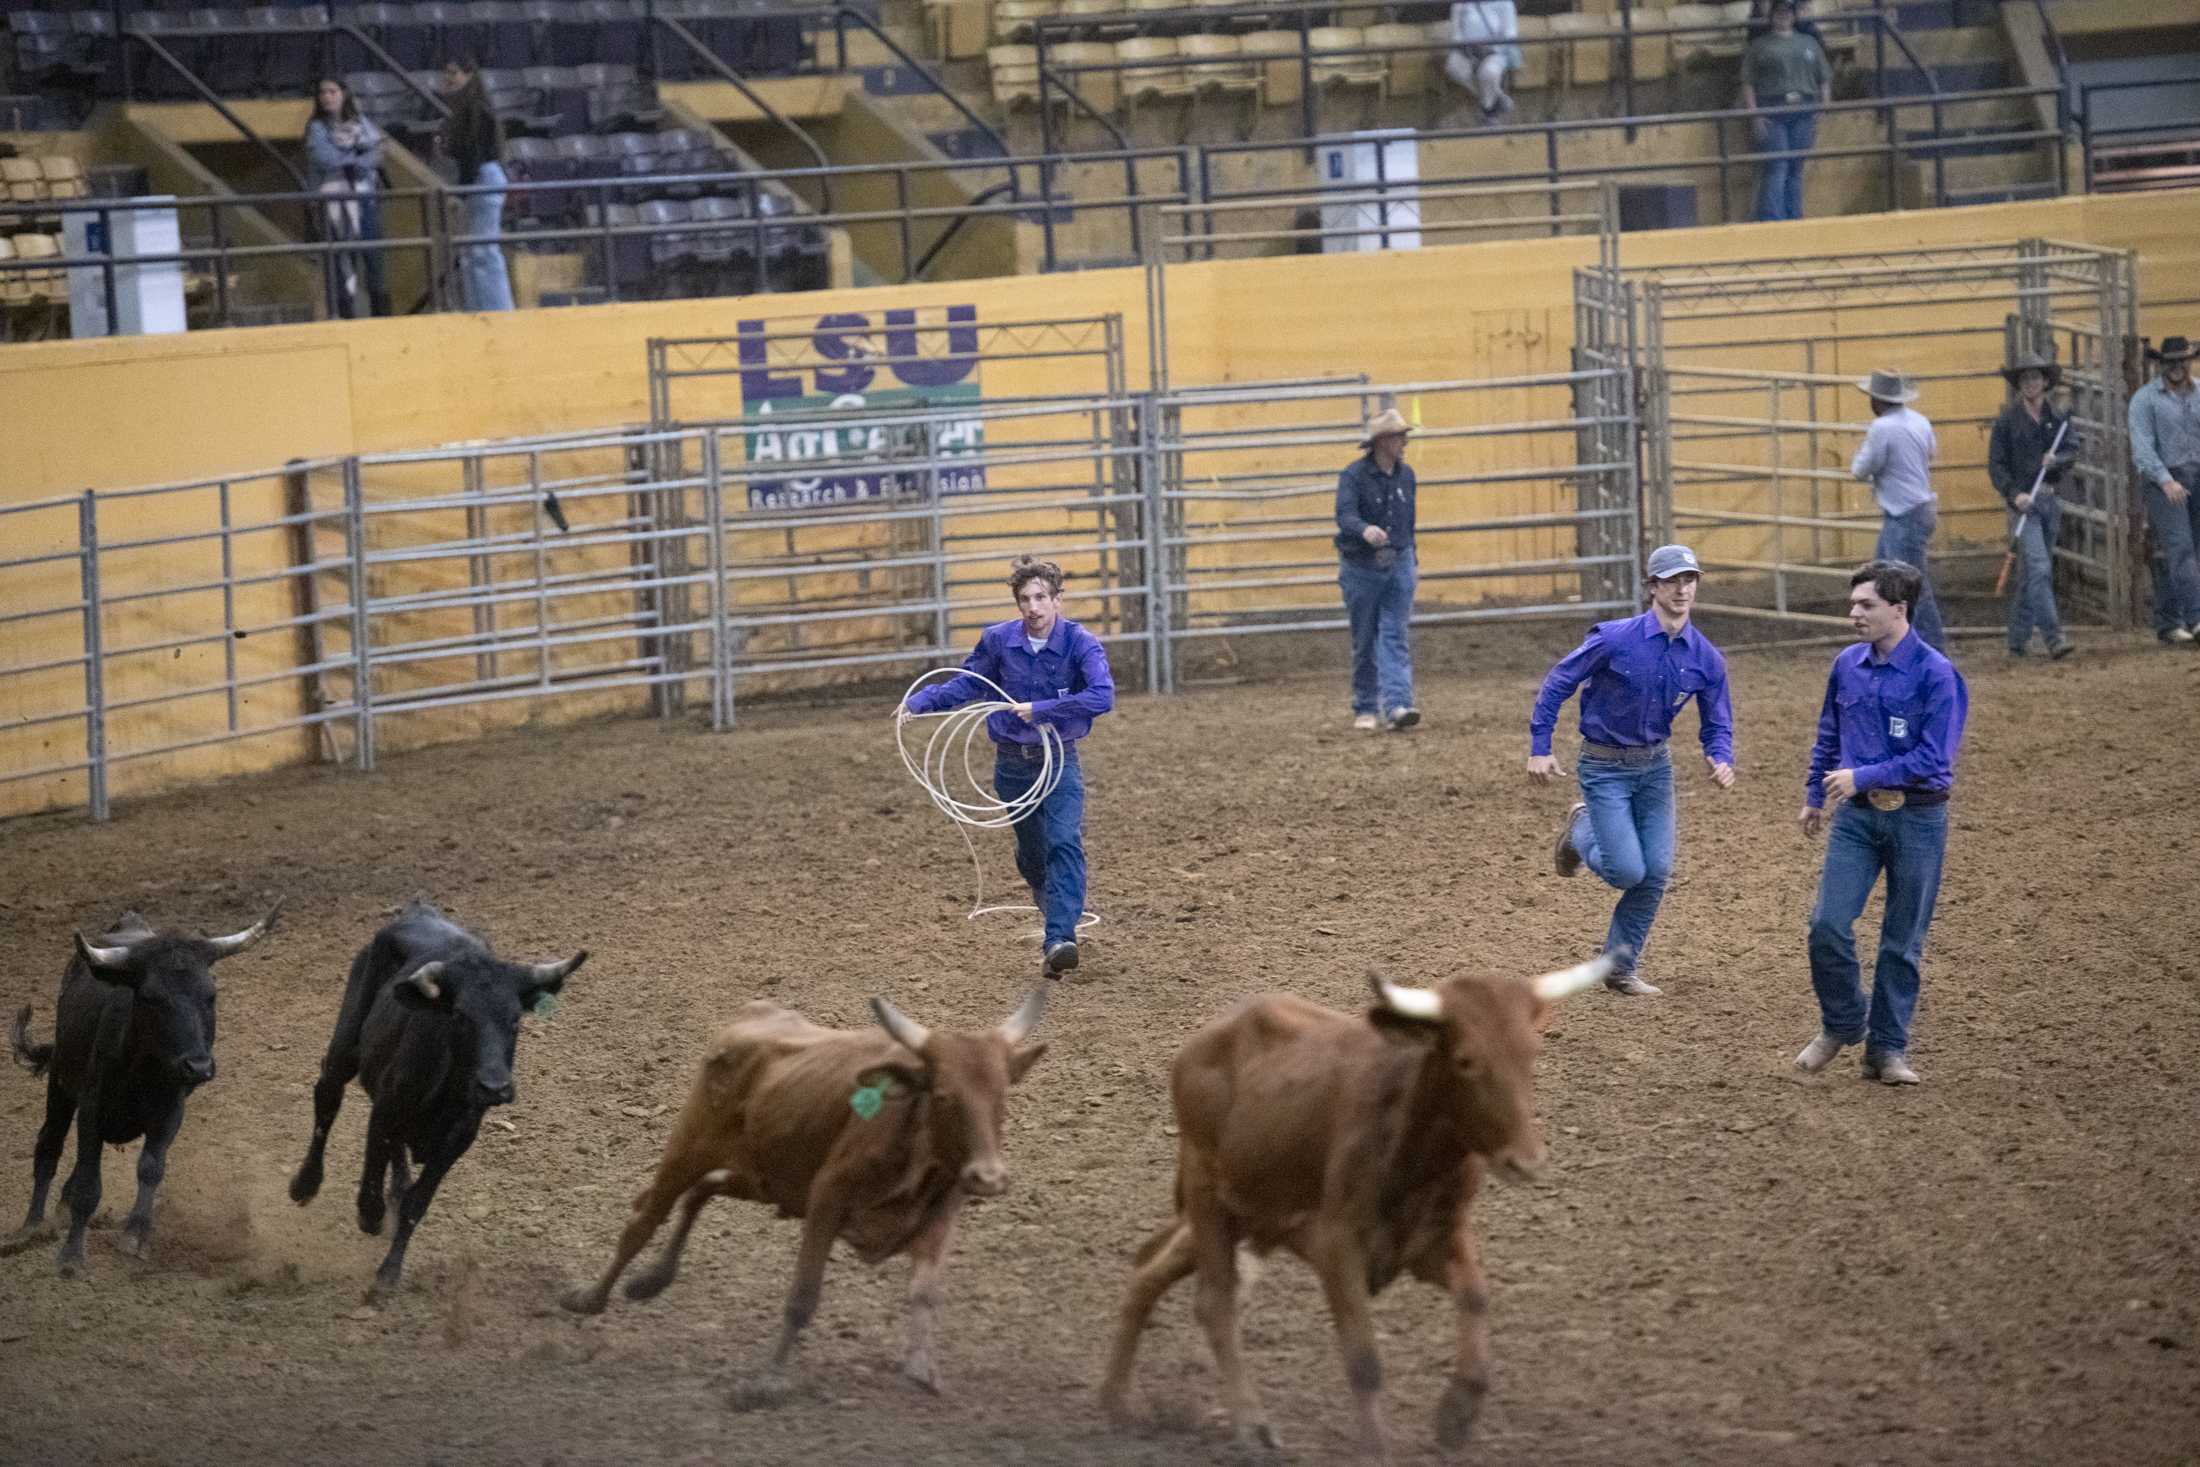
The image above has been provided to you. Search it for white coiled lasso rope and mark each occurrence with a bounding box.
[895,667,1100,932]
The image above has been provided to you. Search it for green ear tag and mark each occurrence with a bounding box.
[531,992,559,1018]
[850,1082,886,1120]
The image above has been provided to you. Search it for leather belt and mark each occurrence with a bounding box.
[1865,788,1949,811]
[1580,741,1669,765]
[996,741,1069,763]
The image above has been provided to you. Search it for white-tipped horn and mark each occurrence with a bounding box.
[73,932,132,970]
[203,902,283,959]
[1369,974,1444,1021]
[1529,953,1620,1003]
[528,950,588,984]
[998,986,1048,1046]
[408,960,449,1003]
[871,996,931,1055]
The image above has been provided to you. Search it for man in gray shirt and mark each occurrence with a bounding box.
[2129,334,2200,645]
[1851,369,1945,650]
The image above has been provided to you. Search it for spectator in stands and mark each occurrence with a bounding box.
[1740,0,1832,222]
[439,57,514,312]
[2129,334,2200,644]
[1445,1,1521,124]
[303,77,391,319]
[1335,408,1421,733]
[1851,369,1946,651]
[1746,0,1824,45]
[1987,352,2077,659]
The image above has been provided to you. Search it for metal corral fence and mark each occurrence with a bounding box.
[1,373,1640,823]
[1628,239,2142,630]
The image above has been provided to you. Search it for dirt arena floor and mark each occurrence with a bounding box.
[3,618,2197,1467]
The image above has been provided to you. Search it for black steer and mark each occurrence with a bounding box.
[289,901,586,1299]
[5,907,280,1276]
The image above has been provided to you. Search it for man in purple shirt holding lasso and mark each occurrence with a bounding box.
[1794,559,1968,1086]
[1529,544,1736,996]
[901,555,1116,976]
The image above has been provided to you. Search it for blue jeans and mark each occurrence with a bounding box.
[460,162,515,312]
[2142,467,2200,631]
[1875,503,1946,651]
[1808,800,1948,1057]
[1339,547,1416,716]
[994,749,1087,947]
[1571,752,1675,975]
[1753,108,1818,222]
[2004,494,2064,652]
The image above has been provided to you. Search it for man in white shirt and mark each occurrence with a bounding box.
[1850,368,1945,650]
[1447,0,1521,122]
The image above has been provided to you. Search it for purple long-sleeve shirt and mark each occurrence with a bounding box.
[904,616,1115,747]
[1529,610,1734,763]
[1804,631,1967,808]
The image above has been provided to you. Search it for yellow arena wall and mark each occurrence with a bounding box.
[2,188,2194,819]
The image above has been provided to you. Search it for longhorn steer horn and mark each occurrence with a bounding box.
[871,995,932,1054]
[204,901,285,959]
[1368,973,1444,1021]
[999,986,1048,1045]
[73,932,132,971]
[1529,950,1626,1003]
[527,950,589,984]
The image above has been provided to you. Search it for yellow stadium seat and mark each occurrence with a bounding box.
[1366,22,1435,98]
[1512,14,1552,91]
[1059,0,1136,38]
[1705,0,1753,58]
[1308,26,1386,92]
[0,236,24,305]
[1551,12,1612,88]
[1238,29,1304,108]
[1624,5,1674,82]
[991,0,1057,44]
[2,157,45,205]
[1116,36,1193,108]
[13,231,61,302]
[1665,3,1723,67]
[988,43,1042,108]
[1052,40,1121,115]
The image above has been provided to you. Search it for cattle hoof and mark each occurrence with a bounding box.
[118,1227,150,1260]
[557,1285,608,1316]
[356,1206,385,1237]
[55,1251,88,1280]
[1434,1376,1486,1451]
[900,1353,943,1395]
[0,1222,57,1257]
[621,1265,676,1302]
[726,1372,798,1413]
[288,1167,322,1205]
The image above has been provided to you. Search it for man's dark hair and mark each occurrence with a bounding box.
[1851,558,1922,619]
[1008,555,1065,598]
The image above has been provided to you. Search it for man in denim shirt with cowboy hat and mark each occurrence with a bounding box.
[1795,558,1968,1086]
[1851,368,1946,651]
[1529,543,1736,997]
[1987,350,2079,659]
[2129,333,2200,644]
[1335,407,1421,732]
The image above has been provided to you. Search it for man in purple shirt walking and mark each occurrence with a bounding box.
[901,555,1116,976]
[1529,544,1737,995]
[1794,559,1968,1085]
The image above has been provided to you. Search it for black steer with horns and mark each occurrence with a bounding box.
[289,900,586,1299]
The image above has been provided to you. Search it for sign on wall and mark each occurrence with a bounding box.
[736,305,987,510]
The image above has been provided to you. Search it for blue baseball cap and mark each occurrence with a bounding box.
[1646,544,1701,580]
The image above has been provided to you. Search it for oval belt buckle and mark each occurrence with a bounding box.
[1867,789,1906,812]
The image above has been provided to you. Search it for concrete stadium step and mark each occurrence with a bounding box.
[1938,178,2063,206]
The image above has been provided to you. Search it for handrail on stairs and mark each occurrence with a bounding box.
[650,13,837,213]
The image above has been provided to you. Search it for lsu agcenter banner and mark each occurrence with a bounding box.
[736,304,985,510]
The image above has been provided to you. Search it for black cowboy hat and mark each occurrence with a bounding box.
[2149,335,2197,363]
[2000,352,2061,387]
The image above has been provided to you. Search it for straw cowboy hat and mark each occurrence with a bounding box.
[2147,335,2198,363]
[1855,368,1921,403]
[1360,408,1414,447]
[2000,352,2062,388]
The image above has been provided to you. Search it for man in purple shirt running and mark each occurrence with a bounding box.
[1528,544,1737,995]
[1794,558,1968,1085]
[901,555,1116,976]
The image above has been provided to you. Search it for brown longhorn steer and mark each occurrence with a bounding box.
[560,988,1048,1396]
[1099,953,1618,1462]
